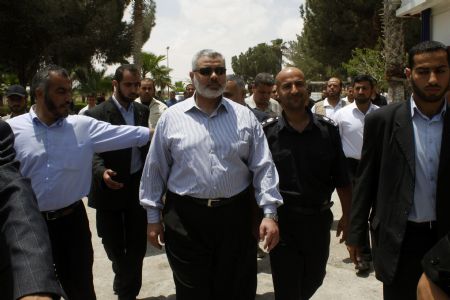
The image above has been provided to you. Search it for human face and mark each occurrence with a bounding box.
[42,72,72,120]
[87,96,96,107]
[252,84,273,107]
[276,68,307,111]
[185,84,195,98]
[326,78,342,98]
[114,70,140,103]
[407,50,450,103]
[139,80,155,104]
[223,80,245,105]
[271,85,278,100]
[190,56,226,99]
[353,81,373,105]
[7,95,27,115]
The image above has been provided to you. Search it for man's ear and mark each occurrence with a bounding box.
[35,87,44,100]
[405,68,412,79]
[189,72,194,81]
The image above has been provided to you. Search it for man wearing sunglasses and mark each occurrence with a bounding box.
[140,49,282,300]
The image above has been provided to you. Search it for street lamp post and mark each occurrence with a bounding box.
[166,46,170,98]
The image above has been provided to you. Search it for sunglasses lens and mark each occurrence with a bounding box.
[198,67,226,76]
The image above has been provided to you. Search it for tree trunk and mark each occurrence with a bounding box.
[132,0,143,70]
[383,0,406,102]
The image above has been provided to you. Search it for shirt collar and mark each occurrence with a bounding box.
[183,96,229,115]
[29,105,65,127]
[410,95,447,121]
[278,109,315,133]
[112,95,134,113]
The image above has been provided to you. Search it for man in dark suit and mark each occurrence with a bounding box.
[0,120,65,300]
[347,40,450,299]
[86,64,150,300]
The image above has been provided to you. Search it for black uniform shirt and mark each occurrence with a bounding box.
[263,111,350,208]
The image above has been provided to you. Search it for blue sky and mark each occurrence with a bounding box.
[139,0,305,83]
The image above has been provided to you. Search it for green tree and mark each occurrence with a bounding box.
[0,1,133,87]
[72,67,112,97]
[140,51,172,90]
[343,42,388,90]
[231,39,285,83]
[173,81,185,92]
[126,0,156,69]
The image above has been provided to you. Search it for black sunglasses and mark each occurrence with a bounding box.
[193,67,226,76]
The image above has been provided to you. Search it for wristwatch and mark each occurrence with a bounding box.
[264,213,279,222]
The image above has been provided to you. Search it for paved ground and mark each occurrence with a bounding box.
[87,192,382,299]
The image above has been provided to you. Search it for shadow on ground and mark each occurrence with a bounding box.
[139,295,176,300]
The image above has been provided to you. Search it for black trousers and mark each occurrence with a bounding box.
[96,204,147,300]
[45,202,96,300]
[383,222,438,300]
[163,189,257,300]
[270,208,333,300]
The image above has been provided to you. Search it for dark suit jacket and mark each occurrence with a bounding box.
[422,232,450,295]
[0,120,64,299]
[85,98,150,210]
[347,100,450,284]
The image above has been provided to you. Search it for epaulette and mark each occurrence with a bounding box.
[314,114,337,127]
[261,117,279,127]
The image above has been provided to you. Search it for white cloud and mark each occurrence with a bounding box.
[141,0,304,84]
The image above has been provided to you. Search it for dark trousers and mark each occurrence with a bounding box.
[96,204,147,300]
[383,222,438,300]
[45,202,96,300]
[346,158,371,260]
[163,189,257,300]
[270,208,333,300]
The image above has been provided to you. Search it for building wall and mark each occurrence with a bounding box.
[432,6,450,45]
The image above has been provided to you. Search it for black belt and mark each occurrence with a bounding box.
[42,200,82,221]
[167,188,249,208]
[407,220,437,230]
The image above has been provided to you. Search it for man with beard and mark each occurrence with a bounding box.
[264,67,351,300]
[135,78,167,128]
[2,85,28,120]
[85,64,150,300]
[184,83,195,98]
[312,77,348,120]
[7,64,152,300]
[140,49,282,300]
[333,75,379,275]
[347,41,450,299]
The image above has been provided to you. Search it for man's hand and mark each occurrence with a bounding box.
[259,218,279,252]
[103,169,124,189]
[336,215,349,243]
[346,244,361,265]
[147,222,164,250]
[20,295,52,300]
[417,273,450,300]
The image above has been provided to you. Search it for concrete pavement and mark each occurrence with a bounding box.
[87,191,382,299]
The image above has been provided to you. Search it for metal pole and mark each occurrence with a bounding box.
[166,46,170,98]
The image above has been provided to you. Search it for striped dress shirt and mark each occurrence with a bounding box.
[140,97,282,223]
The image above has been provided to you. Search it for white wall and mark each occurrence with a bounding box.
[432,6,450,45]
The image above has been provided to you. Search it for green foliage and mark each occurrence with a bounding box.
[141,52,172,90]
[0,0,133,87]
[342,42,388,90]
[72,67,112,96]
[231,39,285,83]
[173,81,185,92]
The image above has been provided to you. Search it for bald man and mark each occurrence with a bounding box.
[263,67,351,300]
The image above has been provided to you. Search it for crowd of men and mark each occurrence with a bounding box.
[0,40,449,300]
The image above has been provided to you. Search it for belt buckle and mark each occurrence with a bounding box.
[207,199,220,207]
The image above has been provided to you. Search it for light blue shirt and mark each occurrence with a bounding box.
[140,97,282,223]
[111,96,143,174]
[7,107,150,211]
[409,97,446,222]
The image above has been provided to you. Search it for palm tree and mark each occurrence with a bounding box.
[126,0,156,70]
[383,0,406,102]
[140,51,172,91]
[72,67,112,97]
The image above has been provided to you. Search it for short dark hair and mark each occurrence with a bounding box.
[254,73,275,87]
[226,74,246,90]
[352,75,374,88]
[114,64,140,82]
[31,64,70,97]
[141,78,155,88]
[408,40,450,68]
